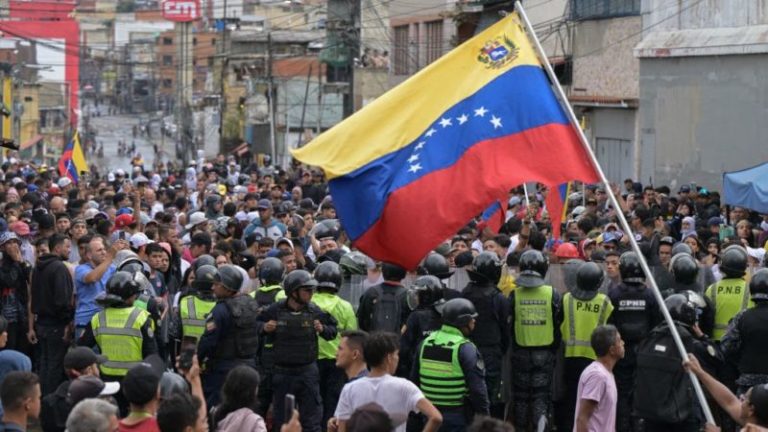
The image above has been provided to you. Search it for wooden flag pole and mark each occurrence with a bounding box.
[515,1,716,425]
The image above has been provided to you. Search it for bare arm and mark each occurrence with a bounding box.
[685,354,742,425]
[417,398,443,432]
[575,399,598,432]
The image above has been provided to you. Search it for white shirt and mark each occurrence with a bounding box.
[335,374,424,432]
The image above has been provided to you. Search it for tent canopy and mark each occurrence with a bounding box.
[723,162,768,214]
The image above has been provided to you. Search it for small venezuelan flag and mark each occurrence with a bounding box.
[58,130,89,183]
[292,12,599,268]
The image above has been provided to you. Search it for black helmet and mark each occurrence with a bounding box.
[193,255,216,272]
[118,259,145,275]
[750,268,768,301]
[720,245,748,278]
[214,264,243,292]
[192,265,218,292]
[339,251,369,276]
[407,275,444,310]
[315,261,342,291]
[670,254,699,285]
[440,298,478,329]
[572,262,604,300]
[420,253,453,279]
[468,252,502,284]
[311,219,339,240]
[665,294,697,327]
[671,242,693,258]
[517,249,548,288]
[619,252,645,284]
[259,257,285,285]
[382,262,406,282]
[106,271,141,300]
[284,269,318,297]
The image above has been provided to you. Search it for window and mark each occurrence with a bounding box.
[393,25,409,75]
[211,38,217,46]
[162,37,173,45]
[162,55,173,66]
[193,38,197,46]
[425,20,443,65]
[163,79,172,88]
[571,0,640,20]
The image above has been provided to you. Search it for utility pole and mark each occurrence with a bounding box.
[297,64,312,144]
[267,32,276,162]
[218,0,228,153]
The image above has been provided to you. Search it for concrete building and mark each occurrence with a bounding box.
[635,0,768,190]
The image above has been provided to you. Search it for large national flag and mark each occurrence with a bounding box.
[292,12,599,268]
[58,130,88,183]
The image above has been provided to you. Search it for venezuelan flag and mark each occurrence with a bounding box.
[58,130,88,183]
[545,182,572,240]
[292,12,599,268]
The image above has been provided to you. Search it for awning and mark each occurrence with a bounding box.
[20,134,43,150]
[723,162,768,214]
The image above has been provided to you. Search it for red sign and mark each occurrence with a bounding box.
[162,0,201,22]
[10,0,76,21]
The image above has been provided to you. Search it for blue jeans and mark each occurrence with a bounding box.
[438,411,466,432]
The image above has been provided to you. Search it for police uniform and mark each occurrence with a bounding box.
[178,295,216,340]
[705,277,753,341]
[251,283,285,417]
[721,303,768,394]
[197,293,260,406]
[400,306,443,378]
[509,283,562,430]
[256,299,338,432]
[412,325,489,430]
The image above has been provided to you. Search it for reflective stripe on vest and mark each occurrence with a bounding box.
[514,285,555,347]
[707,278,753,341]
[92,307,149,376]
[562,293,612,360]
[180,296,216,339]
[418,325,470,407]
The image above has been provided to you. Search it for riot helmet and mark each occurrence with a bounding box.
[750,268,768,302]
[516,249,549,288]
[118,259,145,275]
[468,252,502,285]
[571,262,604,301]
[670,253,699,285]
[440,298,478,329]
[671,242,693,258]
[193,254,216,272]
[283,269,318,299]
[407,275,444,310]
[720,245,748,278]
[420,253,454,279]
[339,251,369,276]
[214,264,243,292]
[106,271,141,300]
[315,261,342,291]
[114,250,141,270]
[192,265,219,293]
[665,294,697,327]
[619,252,646,284]
[311,219,340,240]
[259,257,285,285]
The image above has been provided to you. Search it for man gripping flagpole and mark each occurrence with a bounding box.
[514,1,716,426]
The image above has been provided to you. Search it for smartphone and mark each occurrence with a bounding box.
[179,336,197,370]
[284,394,295,422]
[118,231,126,240]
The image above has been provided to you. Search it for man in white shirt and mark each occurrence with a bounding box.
[334,332,442,432]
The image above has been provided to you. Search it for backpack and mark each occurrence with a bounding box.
[371,285,406,333]
[633,325,695,423]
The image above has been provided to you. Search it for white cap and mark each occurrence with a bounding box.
[58,177,73,188]
[130,232,153,249]
[185,212,207,230]
[107,172,116,182]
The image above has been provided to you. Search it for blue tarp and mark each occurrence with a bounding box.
[723,162,768,213]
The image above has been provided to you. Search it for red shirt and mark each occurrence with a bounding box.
[119,417,160,432]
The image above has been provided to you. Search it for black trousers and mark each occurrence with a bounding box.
[36,323,69,396]
[273,363,322,432]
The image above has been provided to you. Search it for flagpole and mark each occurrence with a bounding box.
[523,183,531,208]
[515,1,715,425]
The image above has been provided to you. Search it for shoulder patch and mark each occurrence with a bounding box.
[146,326,154,338]
[206,321,216,332]
[707,345,716,357]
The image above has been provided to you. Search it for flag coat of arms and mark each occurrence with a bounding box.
[292,13,599,268]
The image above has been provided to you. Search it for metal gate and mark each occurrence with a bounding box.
[595,137,633,183]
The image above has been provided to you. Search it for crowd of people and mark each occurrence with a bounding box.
[0,151,765,432]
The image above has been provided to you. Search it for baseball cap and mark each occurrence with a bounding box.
[276,237,294,250]
[0,232,20,247]
[67,376,121,405]
[116,207,133,216]
[9,221,30,237]
[708,216,723,226]
[679,185,691,193]
[257,199,272,210]
[114,214,135,230]
[64,347,107,371]
[130,232,153,249]
[185,212,207,230]
[508,196,522,207]
[57,177,73,188]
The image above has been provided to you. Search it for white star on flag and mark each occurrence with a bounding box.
[415,141,426,150]
[407,154,419,163]
[408,163,423,173]
[439,118,452,128]
[474,106,488,117]
[490,115,503,129]
[425,128,437,137]
[457,114,468,125]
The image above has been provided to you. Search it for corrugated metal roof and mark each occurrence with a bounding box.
[635,24,768,58]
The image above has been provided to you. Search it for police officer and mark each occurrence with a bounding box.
[607,251,661,432]
[461,251,509,419]
[311,261,357,431]
[705,245,753,341]
[721,269,768,395]
[411,298,489,430]
[420,253,459,300]
[663,253,701,297]
[251,256,285,417]
[197,264,259,406]
[401,275,444,377]
[509,249,562,431]
[78,271,158,379]
[557,261,613,432]
[256,269,338,432]
[178,265,218,341]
